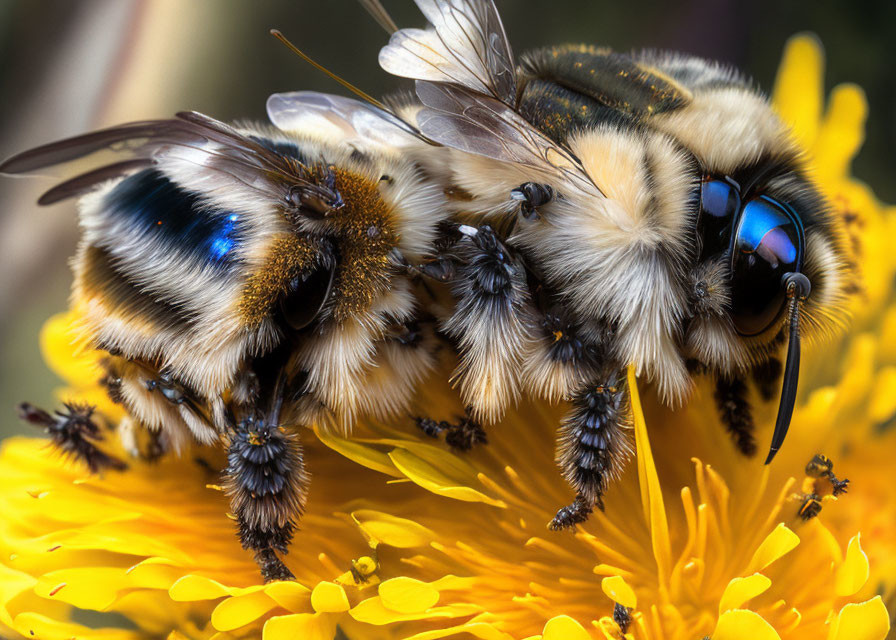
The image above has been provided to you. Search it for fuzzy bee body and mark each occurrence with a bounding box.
[3,107,447,579]
[375,0,852,525]
[4,0,856,578]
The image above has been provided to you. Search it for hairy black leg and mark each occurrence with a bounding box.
[550,372,629,530]
[613,603,633,634]
[18,402,127,472]
[751,357,783,402]
[224,402,307,582]
[414,410,487,452]
[713,376,757,456]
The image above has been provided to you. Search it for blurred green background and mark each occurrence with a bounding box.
[0,0,893,438]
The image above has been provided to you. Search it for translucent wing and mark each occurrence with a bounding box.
[266,91,422,150]
[0,111,335,206]
[415,81,602,197]
[379,0,516,104]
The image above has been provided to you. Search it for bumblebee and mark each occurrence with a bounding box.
[2,102,447,580]
[371,0,852,527]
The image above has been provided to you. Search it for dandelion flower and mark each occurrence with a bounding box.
[0,34,893,640]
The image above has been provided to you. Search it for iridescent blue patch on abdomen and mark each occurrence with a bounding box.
[103,169,244,269]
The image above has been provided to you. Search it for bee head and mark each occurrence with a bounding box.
[672,94,852,371]
[664,88,853,462]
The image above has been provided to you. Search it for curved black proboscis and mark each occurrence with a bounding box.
[765,272,811,465]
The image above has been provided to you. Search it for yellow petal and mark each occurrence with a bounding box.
[264,580,311,611]
[868,366,896,423]
[34,567,128,610]
[772,33,824,149]
[388,448,506,507]
[350,597,471,624]
[310,582,350,613]
[402,621,510,640]
[542,615,591,640]
[169,575,235,601]
[814,83,868,181]
[713,610,781,640]
[350,509,434,548]
[628,366,672,589]
[601,575,636,608]
[39,311,102,385]
[315,428,402,478]
[211,589,278,631]
[718,574,771,614]
[378,577,440,613]
[746,523,799,573]
[835,534,870,597]
[13,611,141,640]
[263,612,337,640]
[827,597,891,640]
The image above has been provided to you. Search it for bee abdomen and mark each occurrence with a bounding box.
[224,418,307,552]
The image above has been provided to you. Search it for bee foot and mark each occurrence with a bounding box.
[255,549,295,583]
[549,495,594,530]
[830,477,849,496]
[18,402,127,473]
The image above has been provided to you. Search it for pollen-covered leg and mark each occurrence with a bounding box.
[713,376,757,456]
[805,454,849,496]
[551,372,631,530]
[17,402,127,472]
[224,416,307,582]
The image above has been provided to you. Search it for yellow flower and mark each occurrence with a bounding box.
[0,34,893,640]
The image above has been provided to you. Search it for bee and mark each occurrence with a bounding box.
[369,0,852,527]
[2,97,448,580]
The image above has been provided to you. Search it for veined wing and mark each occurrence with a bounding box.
[266,91,423,150]
[415,80,602,197]
[379,0,516,105]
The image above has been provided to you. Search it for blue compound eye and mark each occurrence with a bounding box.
[697,179,741,259]
[729,195,804,336]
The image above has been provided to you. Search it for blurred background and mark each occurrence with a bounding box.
[0,0,893,438]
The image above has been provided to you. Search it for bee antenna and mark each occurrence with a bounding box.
[765,272,811,465]
[270,29,388,112]
[357,0,399,34]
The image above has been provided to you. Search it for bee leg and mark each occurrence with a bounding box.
[713,376,757,456]
[550,371,629,530]
[750,357,783,402]
[613,603,633,634]
[17,402,127,472]
[414,411,488,451]
[224,373,307,583]
[806,454,849,496]
[798,493,823,520]
[444,224,533,421]
[444,411,488,451]
[510,182,554,220]
[415,417,451,438]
